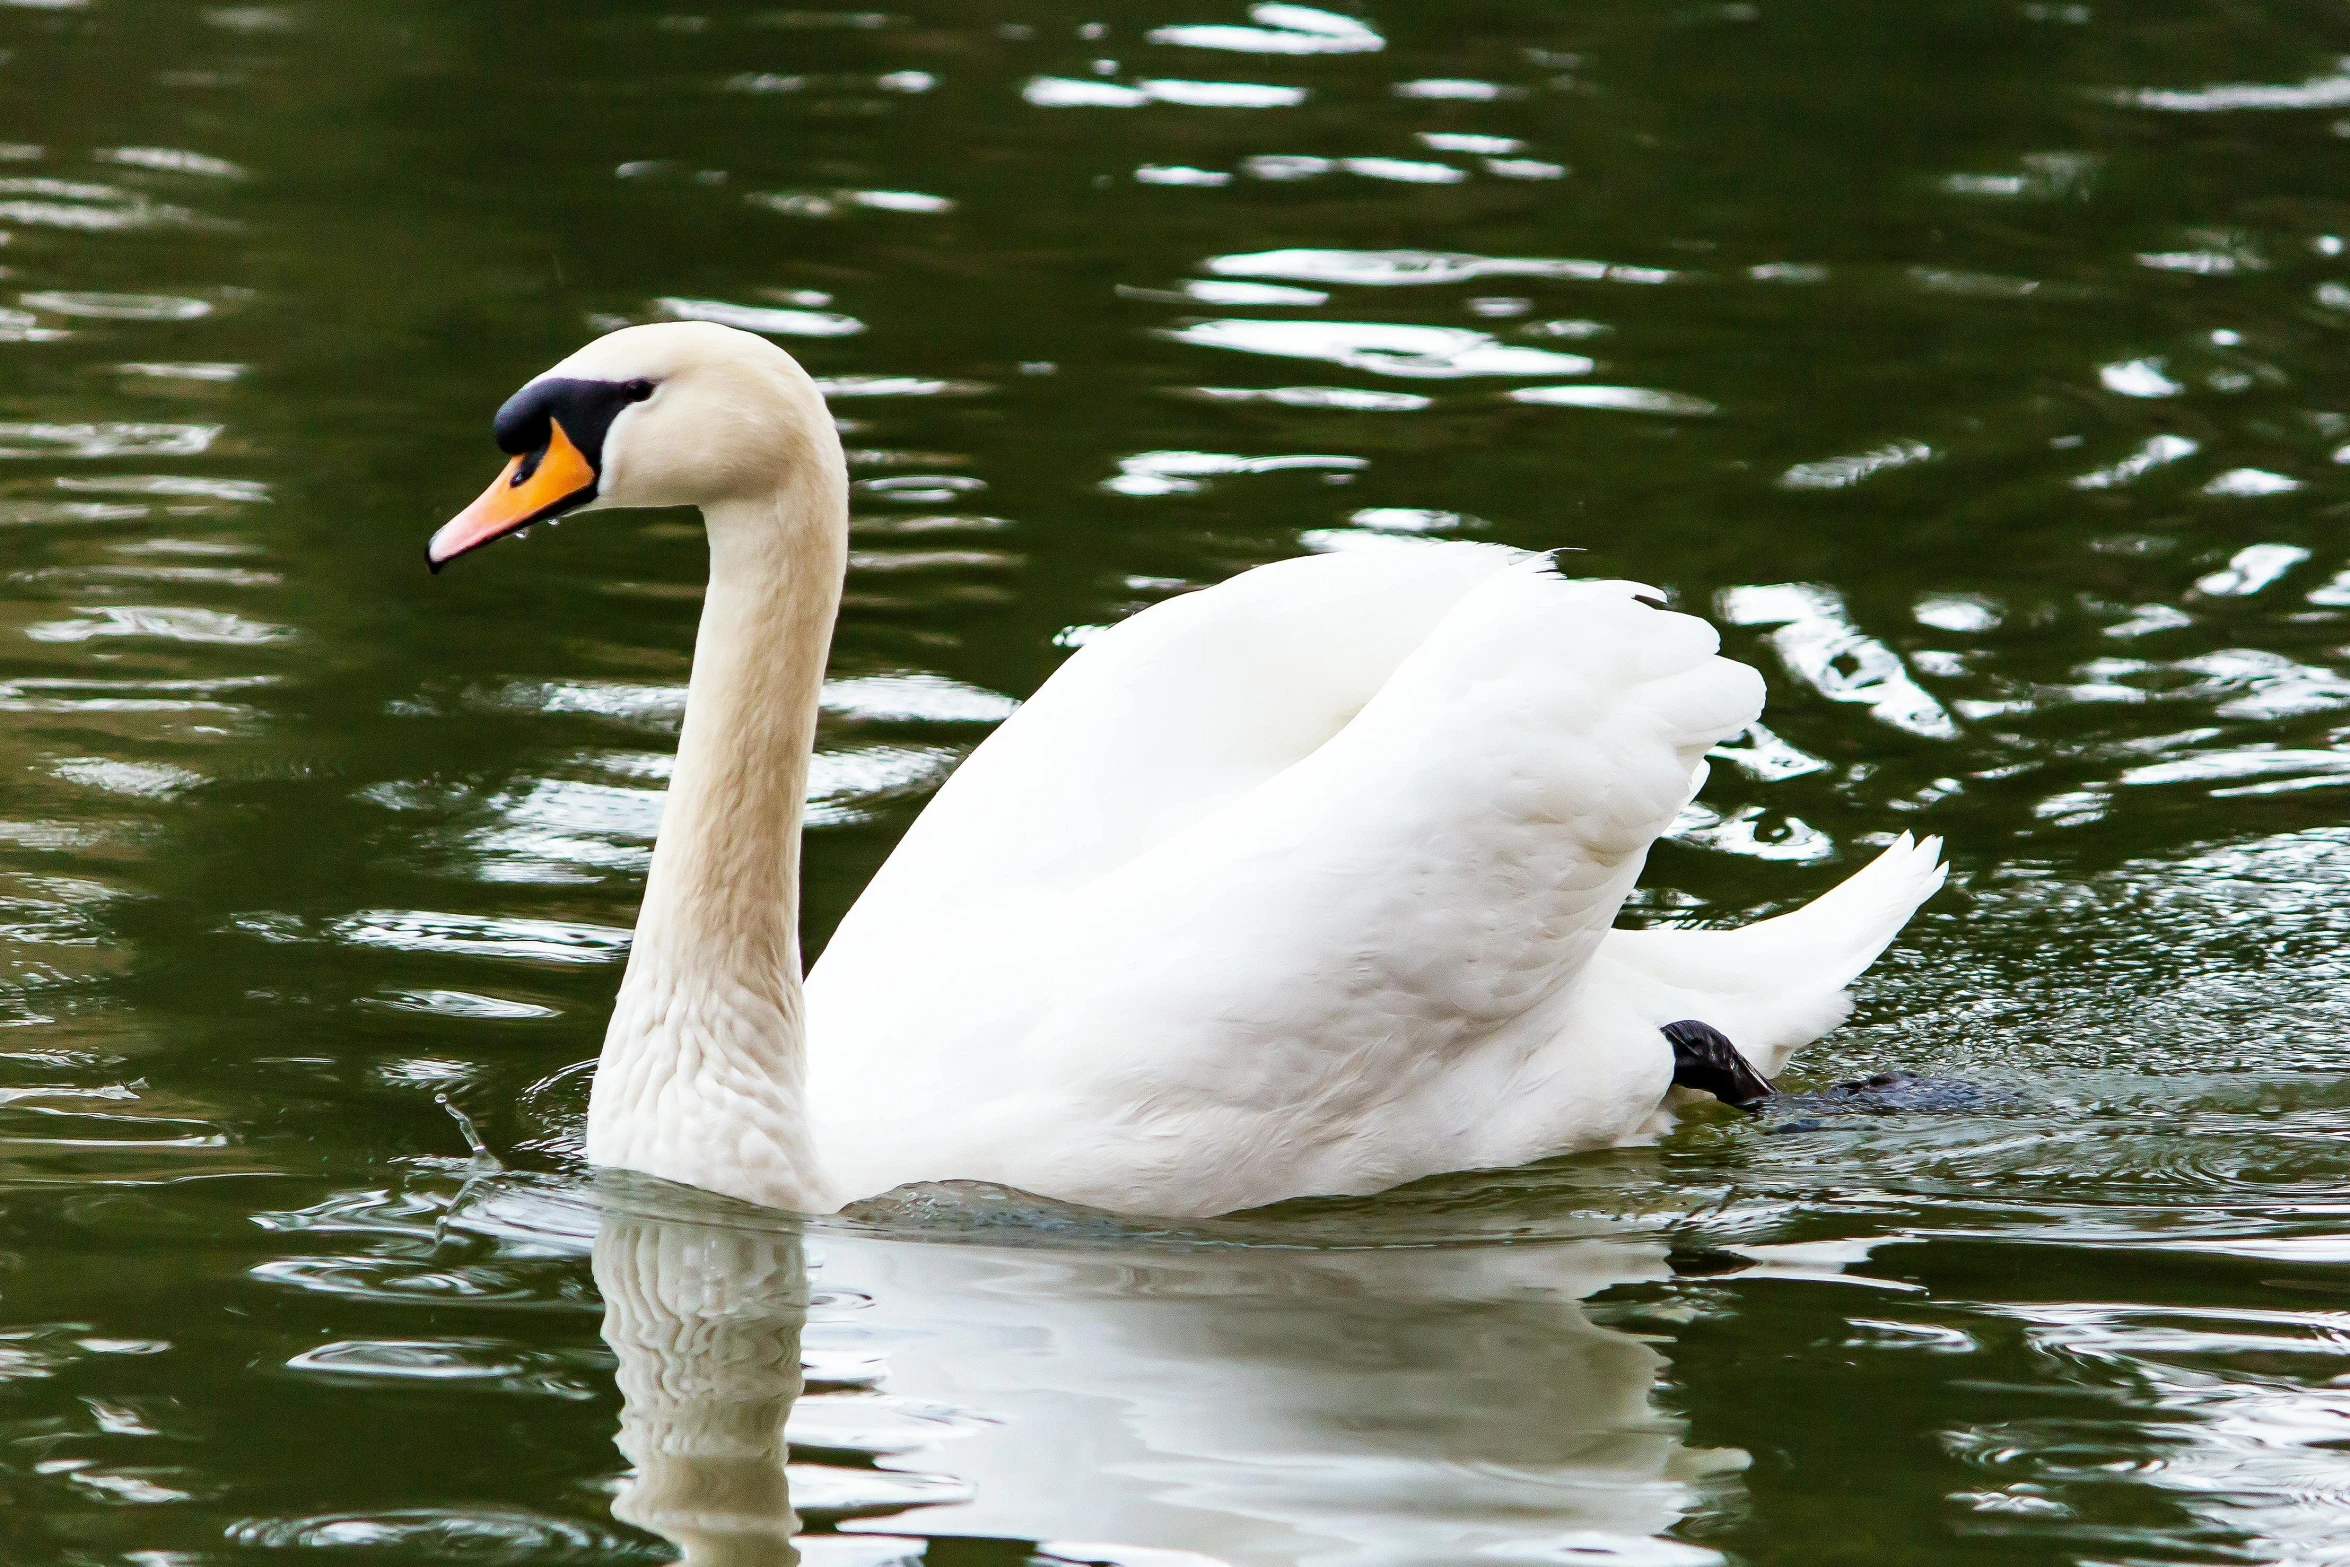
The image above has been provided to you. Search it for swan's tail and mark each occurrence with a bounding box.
[1594,832,1948,1076]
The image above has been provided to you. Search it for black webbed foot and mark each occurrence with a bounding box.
[1662,1019,1776,1112]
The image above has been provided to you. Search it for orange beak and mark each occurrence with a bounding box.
[427,416,598,572]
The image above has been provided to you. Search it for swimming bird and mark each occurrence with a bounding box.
[429,322,1946,1219]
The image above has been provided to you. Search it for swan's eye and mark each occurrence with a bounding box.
[494,377,657,468]
[440,374,655,572]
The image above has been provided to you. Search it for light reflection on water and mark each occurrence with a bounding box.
[3,0,2350,1561]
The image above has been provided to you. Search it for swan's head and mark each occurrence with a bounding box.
[428,321,833,571]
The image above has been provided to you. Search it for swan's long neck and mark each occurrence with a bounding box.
[586,462,848,1213]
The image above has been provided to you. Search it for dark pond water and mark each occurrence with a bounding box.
[5,0,2350,1561]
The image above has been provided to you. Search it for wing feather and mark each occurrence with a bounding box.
[811,555,1773,1211]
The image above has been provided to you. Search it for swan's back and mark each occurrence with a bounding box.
[816,541,1525,957]
[809,550,1775,1214]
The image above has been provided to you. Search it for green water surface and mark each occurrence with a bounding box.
[3,1,2350,1562]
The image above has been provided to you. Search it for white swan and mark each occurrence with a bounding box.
[429,322,1946,1218]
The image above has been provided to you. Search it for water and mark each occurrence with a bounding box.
[3,0,2350,1560]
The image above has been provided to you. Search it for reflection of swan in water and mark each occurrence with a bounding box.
[596,1212,807,1566]
[824,1229,1736,1565]
[586,1187,1742,1567]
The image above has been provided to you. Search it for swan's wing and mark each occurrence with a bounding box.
[815,558,1766,1212]
[1591,832,1948,1077]
[812,540,1526,964]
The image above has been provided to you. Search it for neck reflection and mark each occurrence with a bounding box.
[596,1211,808,1567]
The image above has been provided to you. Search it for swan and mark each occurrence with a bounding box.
[428,321,1946,1219]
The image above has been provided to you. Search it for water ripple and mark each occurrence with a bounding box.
[1164,319,1595,378]
[655,295,866,336]
[1207,247,1676,286]
[224,1506,642,1556]
[1148,6,1383,56]
[1025,76,1307,109]
[0,423,220,458]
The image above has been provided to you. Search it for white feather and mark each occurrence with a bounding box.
[808,549,1929,1214]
